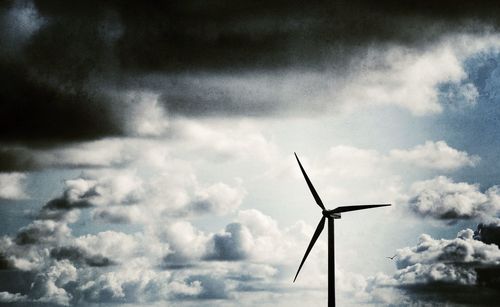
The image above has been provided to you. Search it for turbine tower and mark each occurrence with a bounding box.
[293,153,390,307]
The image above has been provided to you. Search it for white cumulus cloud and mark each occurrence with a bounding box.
[389,140,480,171]
[409,176,500,220]
[0,172,28,200]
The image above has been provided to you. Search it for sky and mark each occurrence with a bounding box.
[1,0,500,306]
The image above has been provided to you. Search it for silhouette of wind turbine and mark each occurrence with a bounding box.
[292,153,390,307]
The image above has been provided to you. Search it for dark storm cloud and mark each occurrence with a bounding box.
[43,196,93,211]
[0,142,130,172]
[0,148,39,172]
[398,283,500,305]
[0,60,123,145]
[0,254,14,270]
[474,223,500,246]
[0,270,34,298]
[28,0,500,72]
[3,0,500,148]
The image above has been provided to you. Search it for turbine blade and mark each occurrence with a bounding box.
[331,204,391,213]
[293,216,325,282]
[294,153,325,210]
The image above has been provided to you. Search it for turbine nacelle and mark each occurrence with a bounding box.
[322,210,341,219]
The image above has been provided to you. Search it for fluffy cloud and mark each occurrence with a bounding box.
[158,221,210,266]
[396,229,500,273]
[38,165,245,225]
[0,224,172,304]
[50,246,114,267]
[408,176,500,220]
[29,260,77,306]
[336,227,500,305]
[205,223,253,261]
[190,181,246,215]
[123,91,170,137]
[279,141,476,208]
[23,222,495,306]
[38,172,143,222]
[161,209,308,267]
[0,291,27,303]
[1,137,485,305]
[0,172,28,200]
[0,202,333,306]
[322,140,479,174]
[389,140,480,171]
[336,35,500,115]
[368,228,500,304]
[73,231,152,264]
[12,158,500,306]
[171,119,279,164]
[15,220,72,246]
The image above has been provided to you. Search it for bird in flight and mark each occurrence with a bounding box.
[386,254,397,260]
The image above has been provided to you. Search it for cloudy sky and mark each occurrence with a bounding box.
[2,0,500,306]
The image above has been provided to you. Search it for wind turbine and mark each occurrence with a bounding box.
[292,153,390,307]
